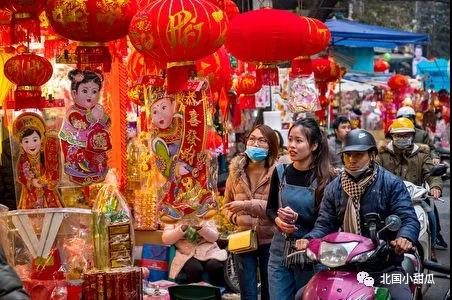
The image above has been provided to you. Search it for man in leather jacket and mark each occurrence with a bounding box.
[296,129,420,300]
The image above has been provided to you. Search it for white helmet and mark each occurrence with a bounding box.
[396,106,415,118]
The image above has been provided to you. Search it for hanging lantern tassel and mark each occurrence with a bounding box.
[44,35,68,59]
[166,62,196,93]
[238,94,256,110]
[290,56,312,78]
[11,13,41,44]
[256,64,279,86]
[316,80,328,97]
[75,43,112,72]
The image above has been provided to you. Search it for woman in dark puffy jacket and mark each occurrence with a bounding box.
[0,247,29,299]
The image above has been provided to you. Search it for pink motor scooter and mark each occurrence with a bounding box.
[291,214,422,300]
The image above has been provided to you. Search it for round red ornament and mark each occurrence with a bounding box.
[374,59,390,72]
[3,52,53,107]
[387,74,409,91]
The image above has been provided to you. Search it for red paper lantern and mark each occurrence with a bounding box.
[45,0,137,71]
[223,0,240,20]
[387,74,409,90]
[129,0,228,92]
[3,52,53,108]
[374,59,390,72]
[312,56,341,83]
[3,0,46,44]
[298,17,331,56]
[225,8,308,85]
[236,72,261,109]
[0,10,11,46]
[196,46,233,95]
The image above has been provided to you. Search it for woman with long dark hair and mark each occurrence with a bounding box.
[222,124,279,300]
[266,117,333,300]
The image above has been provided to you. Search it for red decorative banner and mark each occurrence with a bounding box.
[157,79,217,223]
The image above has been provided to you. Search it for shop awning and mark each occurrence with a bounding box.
[325,19,429,48]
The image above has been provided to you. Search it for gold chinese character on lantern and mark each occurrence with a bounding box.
[167,10,204,48]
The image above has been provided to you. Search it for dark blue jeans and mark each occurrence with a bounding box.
[234,243,270,300]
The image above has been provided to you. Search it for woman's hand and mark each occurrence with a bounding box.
[224,201,245,213]
[277,206,298,224]
[275,217,297,234]
[430,187,441,198]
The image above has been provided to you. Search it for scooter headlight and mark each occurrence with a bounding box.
[319,242,358,267]
[350,250,375,263]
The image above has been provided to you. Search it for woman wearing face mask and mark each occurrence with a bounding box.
[222,124,278,300]
[376,117,442,260]
[266,118,333,300]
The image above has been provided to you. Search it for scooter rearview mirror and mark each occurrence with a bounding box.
[385,215,402,232]
[430,164,448,177]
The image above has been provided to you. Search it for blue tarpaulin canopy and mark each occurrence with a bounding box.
[416,58,450,92]
[325,19,430,48]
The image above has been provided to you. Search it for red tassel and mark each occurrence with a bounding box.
[11,15,41,44]
[75,45,112,72]
[166,62,196,93]
[238,94,256,109]
[256,65,279,86]
[44,37,68,59]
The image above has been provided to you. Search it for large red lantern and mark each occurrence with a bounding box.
[298,17,331,56]
[45,0,137,71]
[225,8,308,85]
[3,52,53,108]
[3,0,46,44]
[236,72,261,109]
[387,74,409,90]
[196,46,232,95]
[129,0,228,92]
[374,59,390,72]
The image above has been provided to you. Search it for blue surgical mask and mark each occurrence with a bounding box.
[245,146,268,161]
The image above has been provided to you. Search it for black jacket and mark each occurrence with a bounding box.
[0,248,29,299]
[0,137,17,211]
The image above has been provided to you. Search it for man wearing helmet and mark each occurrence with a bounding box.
[377,117,443,260]
[295,129,420,300]
[396,106,439,163]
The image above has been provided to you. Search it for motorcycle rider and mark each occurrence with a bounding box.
[295,129,420,300]
[395,106,439,164]
[376,117,443,260]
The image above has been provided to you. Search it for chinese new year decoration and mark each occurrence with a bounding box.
[2,0,46,44]
[129,0,228,92]
[225,8,309,85]
[13,112,63,209]
[59,69,112,186]
[236,72,261,109]
[45,0,138,71]
[374,59,390,72]
[3,50,53,109]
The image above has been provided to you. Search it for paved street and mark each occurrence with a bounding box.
[425,179,450,300]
